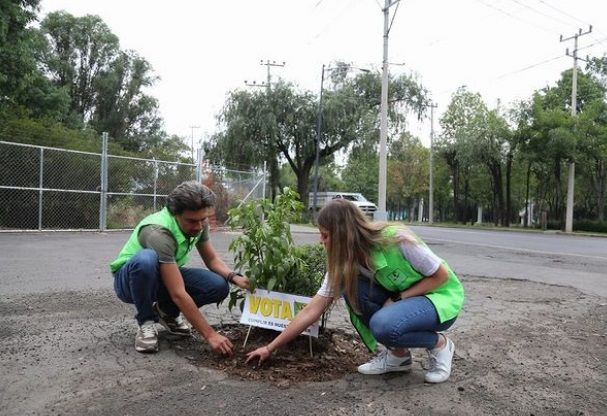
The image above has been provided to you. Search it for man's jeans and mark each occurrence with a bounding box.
[113,249,229,325]
[346,276,456,350]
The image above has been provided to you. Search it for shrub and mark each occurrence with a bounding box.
[227,187,328,310]
[573,220,607,234]
[284,244,327,297]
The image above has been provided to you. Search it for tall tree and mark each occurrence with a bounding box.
[40,11,119,122]
[438,86,486,223]
[209,67,428,208]
[0,0,69,119]
[91,49,162,151]
[38,11,164,150]
[386,132,428,220]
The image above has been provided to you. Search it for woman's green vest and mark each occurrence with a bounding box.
[348,228,465,352]
[109,208,201,273]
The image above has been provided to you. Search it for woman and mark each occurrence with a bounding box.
[246,199,465,383]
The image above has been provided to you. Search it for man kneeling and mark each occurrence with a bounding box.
[110,181,249,355]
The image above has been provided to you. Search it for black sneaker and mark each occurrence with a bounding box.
[153,303,192,336]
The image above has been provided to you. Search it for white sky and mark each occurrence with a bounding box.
[40,0,607,150]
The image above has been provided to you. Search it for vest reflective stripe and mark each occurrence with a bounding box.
[109,208,200,273]
[347,227,465,352]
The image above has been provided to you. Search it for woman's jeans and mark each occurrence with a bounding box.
[113,249,229,325]
[346,276,456,350]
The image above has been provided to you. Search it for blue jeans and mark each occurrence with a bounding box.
[113,249,229,325]
[346,276,456,349]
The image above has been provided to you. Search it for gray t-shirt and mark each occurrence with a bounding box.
[138,224,209,264]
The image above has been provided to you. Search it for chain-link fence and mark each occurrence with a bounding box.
[0,139,266,231]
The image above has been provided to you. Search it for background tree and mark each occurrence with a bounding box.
[438,86,486,223]
[386,132,428,220]
[38,11,164,151]
[208,66,428,208]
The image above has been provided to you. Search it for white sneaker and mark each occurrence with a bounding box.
[357,349,412,375]
[135,321,158,353]
[425,336,455,383]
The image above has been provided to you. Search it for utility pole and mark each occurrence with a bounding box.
[428,102,437,224]
[244,60,285,200]
[189,125,199,162]
[246,59,286,92]
[312,64,326,222]
[377,0,400,220]
[261,59,285,92]
[561,26,592,233]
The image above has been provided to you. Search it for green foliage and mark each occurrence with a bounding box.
[287,244,327,296]
[572,220,607,234]
[226,187,325,309]
[107,197,153,229]
[342,147,379,204]
[209,64,428,210]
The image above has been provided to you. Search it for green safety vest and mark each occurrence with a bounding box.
[109,207,202,273]
[348,228,465,352]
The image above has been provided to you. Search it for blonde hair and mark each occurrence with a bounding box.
[317,199,418,312]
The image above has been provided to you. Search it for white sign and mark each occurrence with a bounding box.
[239,289,320,337]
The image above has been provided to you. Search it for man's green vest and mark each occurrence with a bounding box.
[109,208,201,273]
[348,228,465,352]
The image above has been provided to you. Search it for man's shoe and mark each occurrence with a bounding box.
[357,349,412,375]
[425,336,455,383]
[135,321,158,353]
[154,303,191,336]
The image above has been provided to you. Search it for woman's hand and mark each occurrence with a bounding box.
[245,345,272,367]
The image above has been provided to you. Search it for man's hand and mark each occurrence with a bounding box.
[206,332,234,356]
[232,274,251,291]
[245,345,272,367]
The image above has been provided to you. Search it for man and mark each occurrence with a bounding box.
[110,181,250,355]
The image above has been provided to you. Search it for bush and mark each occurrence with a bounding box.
[107,197,153,229]
[284,244,327,297]
[227,187,328,309]
[573,220,607,233]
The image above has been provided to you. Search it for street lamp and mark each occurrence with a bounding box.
[311,64,370,220]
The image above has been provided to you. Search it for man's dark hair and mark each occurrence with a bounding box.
[166,181,216,215]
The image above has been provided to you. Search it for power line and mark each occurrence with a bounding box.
[578,36,607,52]
[474,0,556,35]
[496,55,564,79]
[505,0,576,28]
[534,0,596,30]
[532,0,607,43]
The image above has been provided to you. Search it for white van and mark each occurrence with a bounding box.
[309,191,377,216]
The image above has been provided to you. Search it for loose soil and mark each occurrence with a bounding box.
[172,325,373,386]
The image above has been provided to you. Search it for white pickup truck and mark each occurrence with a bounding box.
[309,191,377,217]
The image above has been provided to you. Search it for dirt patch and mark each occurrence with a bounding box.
[172,325,372,386]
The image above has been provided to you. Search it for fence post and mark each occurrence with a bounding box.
[38,148,44,231]
[153,157,158,212]
[99,132,109,231]
[196,148,201,182]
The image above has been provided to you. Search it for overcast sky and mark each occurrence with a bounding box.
[40,0,607,150]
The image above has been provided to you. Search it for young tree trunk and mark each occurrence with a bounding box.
[505,153,513,227]
[593,159,606,222]
[524,162,531,227]
[449,159,460,223]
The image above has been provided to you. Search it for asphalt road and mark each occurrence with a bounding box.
[1,226,605,297]
[1,226,606,416]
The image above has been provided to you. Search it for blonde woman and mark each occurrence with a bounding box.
[246,199,464,383]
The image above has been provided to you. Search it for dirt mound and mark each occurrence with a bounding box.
[173,324,372,386]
